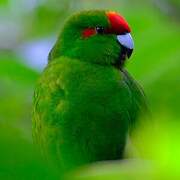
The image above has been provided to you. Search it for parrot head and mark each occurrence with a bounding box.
[49,10,134,69]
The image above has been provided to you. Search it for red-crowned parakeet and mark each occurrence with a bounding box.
[32,10,148,172]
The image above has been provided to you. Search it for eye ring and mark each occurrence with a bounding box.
[95,26,105,34]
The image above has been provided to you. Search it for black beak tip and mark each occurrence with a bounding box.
[127,48,133,59]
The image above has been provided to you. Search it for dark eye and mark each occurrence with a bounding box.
[96,26,104,34]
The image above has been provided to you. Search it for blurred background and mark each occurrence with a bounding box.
[0,0,180,179]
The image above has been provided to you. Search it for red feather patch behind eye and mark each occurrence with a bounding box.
[82,28,96,38]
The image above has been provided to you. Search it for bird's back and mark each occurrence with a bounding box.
[32,57,145,170]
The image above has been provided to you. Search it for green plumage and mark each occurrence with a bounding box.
[32,10,148,171]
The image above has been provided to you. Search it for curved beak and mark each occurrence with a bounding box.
[117,33,134,59]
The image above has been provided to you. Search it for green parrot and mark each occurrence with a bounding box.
[32,10,148,172]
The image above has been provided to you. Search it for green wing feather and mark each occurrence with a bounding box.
[122,69,149,129]
[32,57,147,170]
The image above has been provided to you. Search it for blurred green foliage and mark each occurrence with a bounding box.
[0,0,180,179]
[0,124,61,180]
